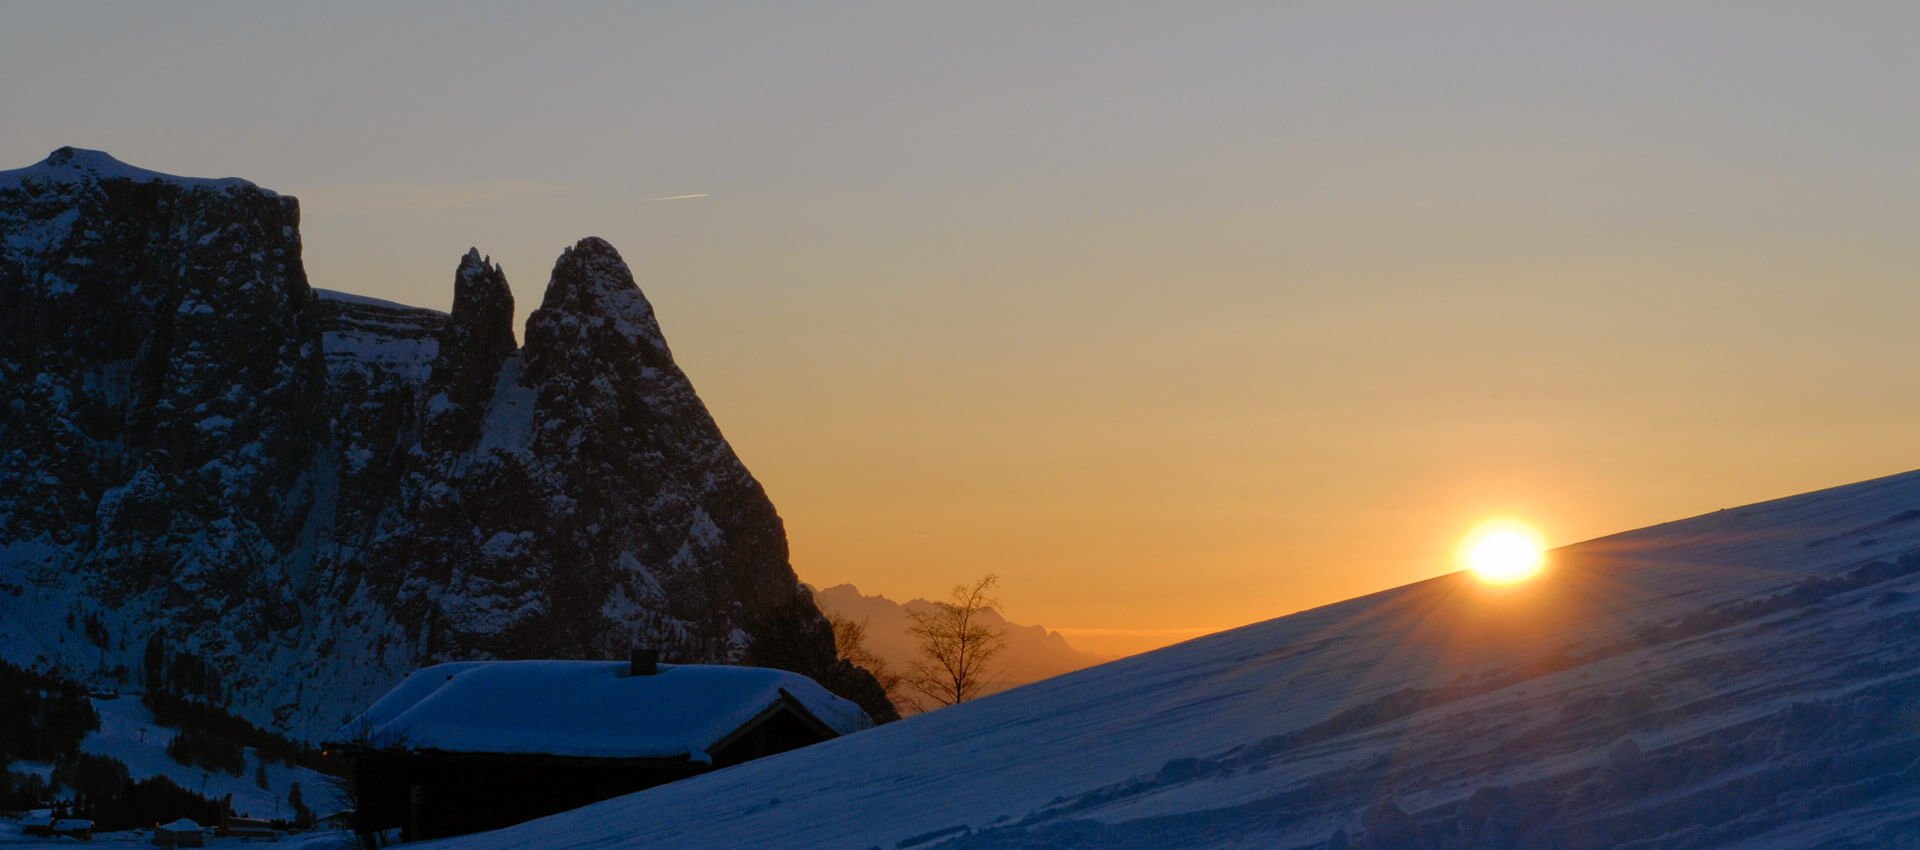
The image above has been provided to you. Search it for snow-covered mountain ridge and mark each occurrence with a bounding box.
[0,148,888,737]
[0,146,267,194]
[435,469,1920,848]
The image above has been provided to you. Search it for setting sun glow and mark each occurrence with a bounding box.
[1460,520,1547,585]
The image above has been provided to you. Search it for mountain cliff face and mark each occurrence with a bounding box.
[0,148,887,736]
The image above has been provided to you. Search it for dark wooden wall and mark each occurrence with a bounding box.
[356,753,706,841]
[349,702,844,841]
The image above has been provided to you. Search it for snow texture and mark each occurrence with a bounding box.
[345,661,871,760]
[315,288,443,383]
[312,288,436,313]
[428,470,1920,849]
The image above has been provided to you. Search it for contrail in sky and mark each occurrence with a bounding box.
[649,192,709,201]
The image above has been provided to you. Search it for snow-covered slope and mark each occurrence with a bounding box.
[433,470,1920,849]
[83,696,337,821]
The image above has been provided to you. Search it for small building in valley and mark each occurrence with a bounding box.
[52,819,94,840]
[332,652,873,841]
[216,815,277,840]
[19,813,53,837]
[152,818,206,847]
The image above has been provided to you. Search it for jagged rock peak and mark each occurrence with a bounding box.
[443,245,516,359]
[451,247,512,322]
[0,146,268,194]
[428,247,518,440]
[531,237,670,358]
[457,246,498,278]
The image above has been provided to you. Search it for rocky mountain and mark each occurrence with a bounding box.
[811,583,1106,695]
[0,147,888,737]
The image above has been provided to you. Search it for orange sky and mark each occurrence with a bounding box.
[8,4,1920,657]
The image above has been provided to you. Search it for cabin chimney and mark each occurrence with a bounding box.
[629,647,659,676]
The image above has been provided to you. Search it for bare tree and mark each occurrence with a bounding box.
[905,574,1008,708]
[829,612,908,713]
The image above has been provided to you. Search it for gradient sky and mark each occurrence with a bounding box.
[7,3,1919,655]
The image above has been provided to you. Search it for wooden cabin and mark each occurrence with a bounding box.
[152,818,206,847]
[19,813,53,837]
[331,652,873,842]
[216,814,278,839]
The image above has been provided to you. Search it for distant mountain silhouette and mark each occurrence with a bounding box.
[810,583,1107,694]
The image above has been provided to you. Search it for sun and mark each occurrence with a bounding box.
[1459,519,1547,585]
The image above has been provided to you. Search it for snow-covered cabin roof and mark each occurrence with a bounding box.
[340,661,873,762]
[157,819,202,832]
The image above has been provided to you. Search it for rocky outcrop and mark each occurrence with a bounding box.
[369,238,833,669]
[0,148,891,735]
[0,148,321,662]
[422,250,513,454]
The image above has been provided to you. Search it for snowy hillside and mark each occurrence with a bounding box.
[431,469,1920,848]
[82,696,337,821]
